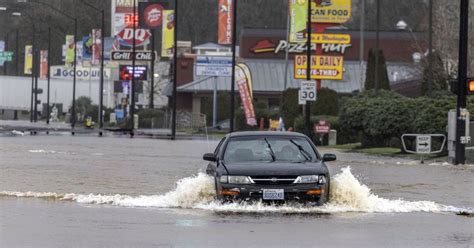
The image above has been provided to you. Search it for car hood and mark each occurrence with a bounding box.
[222,161,327,176]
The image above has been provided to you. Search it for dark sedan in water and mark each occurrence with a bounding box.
[204,131,336,205]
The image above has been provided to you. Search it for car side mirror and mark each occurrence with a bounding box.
[203,153,217,162]
[323,153,336,162]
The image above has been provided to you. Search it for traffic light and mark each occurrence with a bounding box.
[467,78,474,95]
[450,79,474,95]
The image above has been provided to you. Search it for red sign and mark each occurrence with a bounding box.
[117,28,151,47]
[236,65,256,126]
[314,120,331,134]
[218,0,233,45]
[143,4,164,28]
[125,14,139,26]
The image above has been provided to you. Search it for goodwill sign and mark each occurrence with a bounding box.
[51,66,111,81]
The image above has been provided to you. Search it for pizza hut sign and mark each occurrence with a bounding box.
[143,4,164,28]
[117,28,151,47]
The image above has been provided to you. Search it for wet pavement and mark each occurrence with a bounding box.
[0,135,473,247]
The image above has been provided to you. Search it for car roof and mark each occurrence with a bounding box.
[226,131,308,138]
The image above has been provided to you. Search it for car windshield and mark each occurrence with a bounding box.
[223,136,318,163]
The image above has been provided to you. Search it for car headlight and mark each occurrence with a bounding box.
[219,176,252,184]
[294,175,326,184]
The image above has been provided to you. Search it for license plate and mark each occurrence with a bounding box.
[263,189,284,200]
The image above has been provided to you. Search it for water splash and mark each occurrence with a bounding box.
[1,167,470,214]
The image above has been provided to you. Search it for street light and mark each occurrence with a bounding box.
[396,18,432,94]
[79,0,106,131]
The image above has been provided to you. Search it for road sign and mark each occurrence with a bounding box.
[0,51,13,61]
[401,134,446,154]
[195,56,232,77]
[294,55,344,80]
[314,120,331,134]
[298,90,306,105]
[300,80,317,101]
[416,135,431,154]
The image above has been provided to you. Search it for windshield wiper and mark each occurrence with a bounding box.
[289,139,312,161]
[264,138,276,162]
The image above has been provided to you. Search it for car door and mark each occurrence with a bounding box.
[206,137,226,177]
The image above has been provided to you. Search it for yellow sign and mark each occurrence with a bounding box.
[311,33,351,44]
[162,10,174,57]
[312,0,351,23]
[24,45,33,75]
[289,0,352,42]
[294,55,343,80]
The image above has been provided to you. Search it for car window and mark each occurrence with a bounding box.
[214,137,226,154]
[223,136,317,163]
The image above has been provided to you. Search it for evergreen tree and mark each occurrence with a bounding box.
[365,48,375,90]
[365,48,390,90]
[378,50,391,90]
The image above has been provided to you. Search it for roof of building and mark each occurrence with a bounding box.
[193,42,231,50]
[162,59,420,96]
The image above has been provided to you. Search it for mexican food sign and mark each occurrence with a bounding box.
[290,0,352,42]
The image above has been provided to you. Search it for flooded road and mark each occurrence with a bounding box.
[1,135,473,247]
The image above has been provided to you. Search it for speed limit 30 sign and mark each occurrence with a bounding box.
[300,80,317,102]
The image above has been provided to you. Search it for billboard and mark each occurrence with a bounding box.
[294,55,343,80]
[40,50,48,79]
[218,0,233,45]
[162,10,174,57]
[235,65,256,126]
[24,45,33,75]
[289,0,352,42]
[65,35,75,66]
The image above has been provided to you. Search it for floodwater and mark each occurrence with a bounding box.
[0,135,473,247]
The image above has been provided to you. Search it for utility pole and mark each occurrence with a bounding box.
[130,0,137,135]
[304,0,312,136]
[374,0,380,90]
[150,28,156,109]
[30,24,35,123]
[71,18,78,131]
[229,0,237,133]
[171,0,179,139]
[15,29,19,76]
[454,0,470,165]
[359,0,365,91]
[46,27,51,124]
[99,9,105,130]
[428,0,433,96]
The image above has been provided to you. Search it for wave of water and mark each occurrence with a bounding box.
[0,167,470,214]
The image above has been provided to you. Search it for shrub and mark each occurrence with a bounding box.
[137,109,166,128]
[310,87,339,116]
[338,90,470,148]
[280,88,300,128]
[201,92,231,124]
